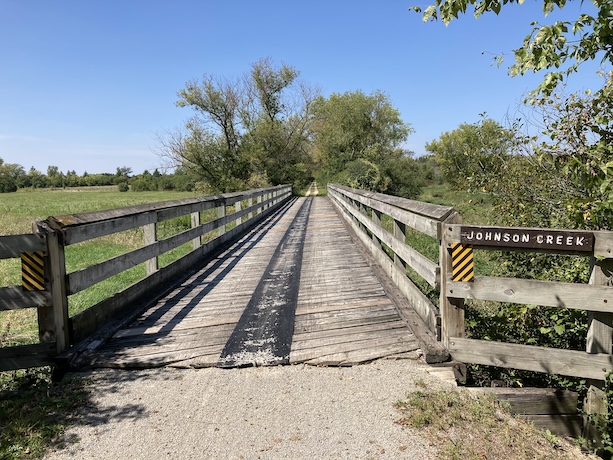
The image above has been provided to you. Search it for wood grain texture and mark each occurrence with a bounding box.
[88,197,421,369]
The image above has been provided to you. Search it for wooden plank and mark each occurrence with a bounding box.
[291,326,413,352]
[56,185,289,244]
[521,414,582,438]
[0,234,46,259]
[290,331,418,363]
[447,223,613,257]
[341,198,439,287]
[449,337,613,380]
[301,341,420,366]
[292,320,408,342]
[331,196,439,332]
[0,286,52,310]
[465,387,578,415]
[447,276,613,313]
[440,212,464,346]
[0,342,56,371]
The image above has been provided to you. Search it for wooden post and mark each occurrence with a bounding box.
[256,194,262,215]
[191,211,201,250]
[372,208,383,251]
[587,258,613,355]
[440,213,465,345]
[235,200,242,226]
[45,228,70,353]
[218,201,226,236]
[247,196,253,221]
[393,219,406,269]
[144,222,158,276]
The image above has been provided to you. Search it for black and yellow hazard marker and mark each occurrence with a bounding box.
[21,251,46,291]
[450,243,474,282]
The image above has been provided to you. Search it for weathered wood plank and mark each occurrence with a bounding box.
[0,234,46,259]
[465,387,578,415]
[290,332,418,363]
[0,343,56,371]
[301,341,420,366]
[329,184,454,232]
[447,276,613,314]
[449,337,613,380]
[0,286,52,310]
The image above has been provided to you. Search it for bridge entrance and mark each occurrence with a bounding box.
[88,197,420,369]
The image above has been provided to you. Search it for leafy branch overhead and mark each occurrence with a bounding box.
[411,0,613,94]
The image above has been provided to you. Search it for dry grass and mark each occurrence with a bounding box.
[395,389,597,460]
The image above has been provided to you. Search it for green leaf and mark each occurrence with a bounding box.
[540,327,552,334]
[554,324,566,335]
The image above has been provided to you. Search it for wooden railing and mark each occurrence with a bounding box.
[442,223,613,381]
[0,185,291,371]
[329,183,613,381]
[327,184,457,347]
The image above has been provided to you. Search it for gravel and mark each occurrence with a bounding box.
[44,359,455,459]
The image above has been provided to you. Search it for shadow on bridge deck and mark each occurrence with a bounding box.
[89,197,421,369]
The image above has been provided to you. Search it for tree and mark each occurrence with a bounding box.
[411,0,613,95]
[0,158,25,193]
[160,58,319,192]
[311,90,417,196]
[116,166,132,177]
[425,117,520,191]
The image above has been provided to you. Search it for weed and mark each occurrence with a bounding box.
[395,389,592,459]
[0,368,90,460]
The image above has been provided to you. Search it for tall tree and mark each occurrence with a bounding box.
[160,58,319,192]
[311,90,417,196]
[425,117,520,191]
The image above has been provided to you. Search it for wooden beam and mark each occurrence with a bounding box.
[447,276,613,313]
[449,337,613,380]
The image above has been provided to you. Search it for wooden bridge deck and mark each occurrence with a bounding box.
[90,197,420,369]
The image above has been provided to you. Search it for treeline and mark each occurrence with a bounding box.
[0,161,196,193]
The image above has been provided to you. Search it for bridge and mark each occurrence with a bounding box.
[1,184,612,384]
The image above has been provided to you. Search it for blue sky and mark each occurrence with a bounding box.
[0,0,605,175]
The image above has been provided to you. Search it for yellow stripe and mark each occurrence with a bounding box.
[21,251,46,291]
[450,244,475,282]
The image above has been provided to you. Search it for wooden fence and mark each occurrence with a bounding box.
[0,185,291,371]
[329,183,613,381]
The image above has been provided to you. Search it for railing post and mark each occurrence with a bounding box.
[235,200,242,226]
[44,226,70,354]
[393,219,406,269]
[247,196,253,220]
[587,257,613,354]
[218,199,226,237]
[372,208,383,251]
[191,211,201,250]
[144,222,158,275]
[440,213,465,345]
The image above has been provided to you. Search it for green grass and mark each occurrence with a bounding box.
[0,368,90,460]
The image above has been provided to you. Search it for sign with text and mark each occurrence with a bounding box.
[460,226,594,252]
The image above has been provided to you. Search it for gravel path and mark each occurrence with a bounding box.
[44,359,454,459]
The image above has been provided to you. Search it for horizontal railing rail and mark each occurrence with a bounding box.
[0,184,292,371]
